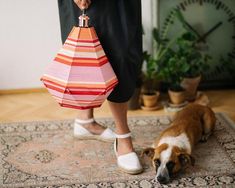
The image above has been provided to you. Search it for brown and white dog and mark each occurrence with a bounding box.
[142,104,216,184]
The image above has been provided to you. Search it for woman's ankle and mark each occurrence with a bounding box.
[77,109,94,120]
[117,137,134,155]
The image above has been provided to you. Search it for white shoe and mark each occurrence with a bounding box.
[73,118,115,142]
[114,132,143,174]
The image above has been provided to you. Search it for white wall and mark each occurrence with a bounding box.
[0,0,61,90]
[142,0,158,54]
[0,0,155,90]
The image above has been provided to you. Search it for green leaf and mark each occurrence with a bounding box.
[174,9,185,24]
[153,28,161,44]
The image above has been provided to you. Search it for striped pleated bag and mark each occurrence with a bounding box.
[41,13,118,110]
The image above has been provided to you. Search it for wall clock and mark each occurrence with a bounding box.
[158,0,235,89]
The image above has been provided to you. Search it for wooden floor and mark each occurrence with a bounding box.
[0,90,235,123]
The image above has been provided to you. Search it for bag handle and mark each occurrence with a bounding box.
[79,9,89,28]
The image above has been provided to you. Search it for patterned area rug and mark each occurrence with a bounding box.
[0,113,235,188]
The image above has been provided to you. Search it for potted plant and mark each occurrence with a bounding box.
[177,32,211,101]
[174,10,212,101]
[158,48,190,105]
[149,24,191,105]
[141,9,212,105]
[141,25,187,107]
[141,26,175,109]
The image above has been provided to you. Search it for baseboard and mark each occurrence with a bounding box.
[0,88,47,95]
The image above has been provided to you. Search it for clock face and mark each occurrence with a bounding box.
[159,0,235,87]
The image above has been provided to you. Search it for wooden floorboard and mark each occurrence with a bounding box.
[0,90,235,123]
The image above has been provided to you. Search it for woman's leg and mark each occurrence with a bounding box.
[76,108,105,135]
[108,101,134,155]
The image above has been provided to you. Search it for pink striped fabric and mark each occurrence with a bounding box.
[41,26,118,109]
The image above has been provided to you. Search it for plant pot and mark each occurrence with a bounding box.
[181,75,201,101]
[128,88,141,110]
[168,89,186,105]
[142,91,160,108]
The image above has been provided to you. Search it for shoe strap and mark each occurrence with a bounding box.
[75,118,95,125]
[115,132,131,139]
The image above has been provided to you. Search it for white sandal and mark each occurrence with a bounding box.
[73,118,115,142]
[114,132,143,174]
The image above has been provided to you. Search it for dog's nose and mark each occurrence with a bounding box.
[157,175,168,184]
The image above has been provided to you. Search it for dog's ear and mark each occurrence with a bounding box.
[178,153,195,167]
[141,147,155,159]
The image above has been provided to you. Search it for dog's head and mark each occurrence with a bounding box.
[142,144,195,184]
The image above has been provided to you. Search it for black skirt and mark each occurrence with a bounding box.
[58,0,142,103]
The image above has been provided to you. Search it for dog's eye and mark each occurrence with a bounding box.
[155,159,161,166]
[166,161,175,171]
